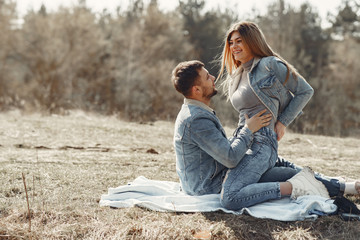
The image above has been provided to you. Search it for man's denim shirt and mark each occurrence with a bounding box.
[174,98,254,196]
[229,56,314,127]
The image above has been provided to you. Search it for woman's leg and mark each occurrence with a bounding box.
[259,166,297,182]
[220,142,279,210]
[221,153,339,210]
[261,156,344,197]
[221,181,282,210]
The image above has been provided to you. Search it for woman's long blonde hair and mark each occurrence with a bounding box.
[217,21,299,97]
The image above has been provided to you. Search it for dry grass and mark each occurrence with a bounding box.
[0,110,359,239]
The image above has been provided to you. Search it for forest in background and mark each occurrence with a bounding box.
[0,0,359,137]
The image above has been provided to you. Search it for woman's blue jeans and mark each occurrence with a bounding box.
[260,157,342,197]
[220,128,343,211]
[220,127,280,210]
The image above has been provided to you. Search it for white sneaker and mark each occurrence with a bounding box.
[287,166,330,199]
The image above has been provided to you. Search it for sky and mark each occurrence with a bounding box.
[15,0,344,26]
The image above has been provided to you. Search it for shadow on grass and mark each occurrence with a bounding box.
[202,211,360,240]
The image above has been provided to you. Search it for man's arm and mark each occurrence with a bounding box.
[191,110,271,168]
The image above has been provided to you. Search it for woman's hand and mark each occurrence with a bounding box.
[245,109,272,133]
[275,121,286,141]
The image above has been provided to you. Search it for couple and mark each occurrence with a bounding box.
[171,21,359,210]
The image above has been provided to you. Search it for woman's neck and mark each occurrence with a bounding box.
[242,58,254,71]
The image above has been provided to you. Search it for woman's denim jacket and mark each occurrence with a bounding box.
[229,56,314,127]
[174,99,254,196]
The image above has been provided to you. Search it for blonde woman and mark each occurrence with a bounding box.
[217,21,321,210]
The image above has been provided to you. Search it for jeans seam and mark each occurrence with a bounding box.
[227,188,279,203]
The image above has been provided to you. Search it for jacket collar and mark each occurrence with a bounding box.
[249,57,261,72]
[184,98,214,114]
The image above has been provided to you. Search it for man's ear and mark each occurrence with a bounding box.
[192,85,201,95]
[191,85,201,97]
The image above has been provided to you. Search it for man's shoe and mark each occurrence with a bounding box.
[287,166,330,199]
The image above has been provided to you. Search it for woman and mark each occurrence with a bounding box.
[217,21,325,210]
[218,21,312,141]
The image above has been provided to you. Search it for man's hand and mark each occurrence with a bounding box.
[244,109,272,133]
[275,120,286,141]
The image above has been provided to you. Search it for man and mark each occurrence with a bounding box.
[171,60,359,210]
[172,60,272,196]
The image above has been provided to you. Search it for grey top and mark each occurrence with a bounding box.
[231,59,275,130]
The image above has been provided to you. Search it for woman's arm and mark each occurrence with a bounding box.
[275,120,286,141]
[270,58,314,127]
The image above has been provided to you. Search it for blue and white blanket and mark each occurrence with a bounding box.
[99,176,337,221]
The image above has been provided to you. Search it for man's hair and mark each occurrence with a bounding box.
[171,60,204,97]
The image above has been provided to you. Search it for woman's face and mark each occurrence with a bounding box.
[229,31,254,64]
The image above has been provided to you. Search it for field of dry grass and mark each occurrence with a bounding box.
[0,110,359,239]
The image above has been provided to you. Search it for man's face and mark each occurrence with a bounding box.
[197,67,217,100]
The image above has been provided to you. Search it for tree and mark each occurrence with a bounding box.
[16,5,105,113]
[0,0,18,110]
[96,0,194,119]
[177,0,238,75]
[256,0,330,78]
[329,0,360,40]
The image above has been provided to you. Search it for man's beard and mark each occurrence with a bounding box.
[203,87,218,99]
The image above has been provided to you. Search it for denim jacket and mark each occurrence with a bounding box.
[229,56,314,127]
[174,99,254,195]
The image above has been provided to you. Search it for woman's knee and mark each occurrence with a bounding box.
[220,187,233,210]
[220,194,235,210]
[220,196,247,211]
[220,191,247,210]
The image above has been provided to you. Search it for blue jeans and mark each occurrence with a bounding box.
[260,157,342,197]
[220,127,279,210]
[220,128,343,211]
